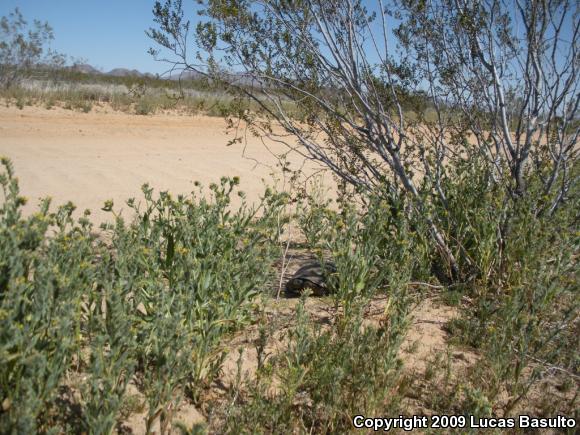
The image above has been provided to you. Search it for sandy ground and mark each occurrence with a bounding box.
[0,105,330,223]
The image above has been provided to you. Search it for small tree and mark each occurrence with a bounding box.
[0,8,64,89]
[148,0,578,278]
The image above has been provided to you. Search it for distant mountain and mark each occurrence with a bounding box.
[168,69,204,81]
[70,63,101,75]
[68,63,253,85]
[108,68,145,77]
[68,63,156,79]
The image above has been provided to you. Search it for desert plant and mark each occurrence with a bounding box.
[135,97,155,115]
[104,179,286,432]
[0,158,290,433]
[149,0,578,278]
[211,183,424,432]
[218,282,410,433]
[81,248,138,435]
[0,8,65,89]
[0,158,93,433]
[438,158,579,415]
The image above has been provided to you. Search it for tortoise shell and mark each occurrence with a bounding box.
[285,260,337,297]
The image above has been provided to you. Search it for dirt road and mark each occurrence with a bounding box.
[0,105,328,223]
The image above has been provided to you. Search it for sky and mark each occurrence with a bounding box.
[2,1,575,79]
[0,0,400,75]
[0,0,172,74]
[0,0,396,76]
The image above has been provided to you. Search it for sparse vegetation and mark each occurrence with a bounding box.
[0,73,250,116]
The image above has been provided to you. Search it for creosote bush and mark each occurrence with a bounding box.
[209,158,578,432]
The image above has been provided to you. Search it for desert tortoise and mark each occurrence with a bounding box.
[285,260,337,297]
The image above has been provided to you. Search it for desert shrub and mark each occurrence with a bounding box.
[0,158,94,433]
[108,179,286,430]
[0,144,576,431]
[76,100,92,113]
[428,156,505,282]
[0,9,65,89]
[218,293,409,434]
[298,184,429,304]
[433,157,579,414]
[212,187,422,433]
[282,158,577,422]
[109,93,132,112]
[134,97,155,115]
[44,97,55,109]
[0,73,315,119]
[0,159,287,433]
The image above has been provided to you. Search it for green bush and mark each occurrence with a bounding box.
[213,187,422,432]
[135,98,154,115]
[432,157,579,414]
[298,183,429,303]
[0,159,287,433]
[218,295,409,433]
[0,158,93,433]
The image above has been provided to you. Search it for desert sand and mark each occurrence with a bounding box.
[0,105,330,223]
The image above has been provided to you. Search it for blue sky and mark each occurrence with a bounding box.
[0,0,170,74]
[0,1,397,75]
[3,1,575,79]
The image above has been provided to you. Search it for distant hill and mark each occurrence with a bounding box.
[67,63,254,85]
[108,68,142,77]
[167,69,205,81]
[69,63,156,79]
[108,68,156,79]
[70,63,101,75]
